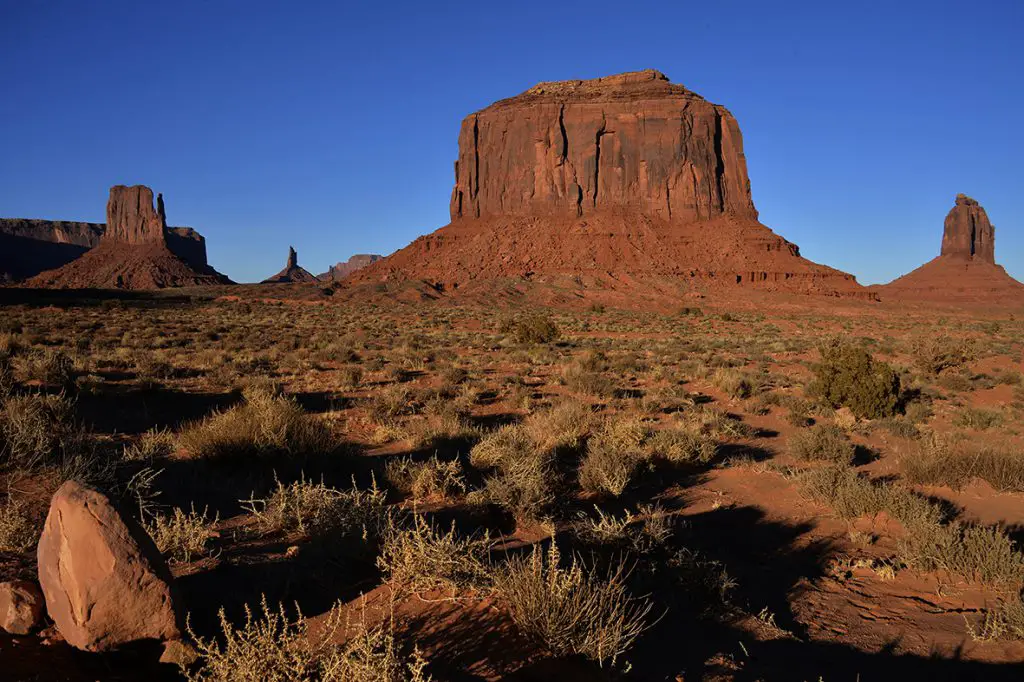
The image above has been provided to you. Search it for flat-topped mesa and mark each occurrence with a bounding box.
[449,69,757,223]
[941,193,995,263]
[105,185,167,245]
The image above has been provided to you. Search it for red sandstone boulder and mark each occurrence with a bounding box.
[36,481,179,651]
[0,580,46,635]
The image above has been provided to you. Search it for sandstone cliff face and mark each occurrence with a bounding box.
[355,70,870,300]
[449,70,757,223]
[105,185,167,244]
[320,254,383,280]
[941,193,995,262]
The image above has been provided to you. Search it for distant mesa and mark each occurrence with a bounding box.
[262,246,319,283]
[318,254,383,281]
[22,185,232,289]
[351,69,873,301]
[875,194,1023,301]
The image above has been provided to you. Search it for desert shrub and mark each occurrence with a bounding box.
[185,597,433,682]
[800,466,1024,585]
[561,361,616,398]
[13,348,75,389]
[952,407,1003,430]
[972,593,1024,641]
[0,497,36,553]
[0,393,107,484]
[645,426,717,464]
[911,335,975,375]
[507,314,559,345]
[385,455,466,501]
[0,355,13,398]
[377,515,492,594]
[711,368,757,400]
[179,384,335,459]
[789,424,855,464]
[339,365,364,389]
[244,477,388,548]
[367,385,414,424]
[148,505,219,563]
[664,547,737,616]
[808,340,901,419]
[578,418,650,497]
[903,434,1024,493]
[576,504,675,555]
[681,407,754,439]
[495,542,653,670]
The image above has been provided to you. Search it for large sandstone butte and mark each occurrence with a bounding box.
[24,185,232,289]
[319,254,383,281]
[352,70,870,301]
[262,246,319,283]
[875,194,1023,302]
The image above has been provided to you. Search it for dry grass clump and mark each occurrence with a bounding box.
[578,417,650,497]
[576,504,675,555]
[185,597,433,682]
[971,593,1024,641]
[789,424,855,464]
[123,427,178,462]
[0,497,36,553]
[495,542,653,670]
[711,368,758,400]
[338,365,364,390]
[378,515,492,594]
[180,383,335,460]
[244,476,388,545]
[12,348,75,389]
[561,361,616,399]
[911,335,975,376]
[646,426,717,464]
[679,406,754,440]
[800,466,1024,585]
[0,355,14,398]
[902,434,1024,492]
[808,340,901,419]
[148,505,219,563]
[385,455,466,501]
[952,406,1003,430]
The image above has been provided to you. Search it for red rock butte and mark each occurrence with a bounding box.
[353,69,872,301]
[875,194,1023,302]
[27,185,231,289]
[261,246,318,283]
[352,69,872,301]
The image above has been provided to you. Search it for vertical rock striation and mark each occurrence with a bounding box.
[941,193,995,263]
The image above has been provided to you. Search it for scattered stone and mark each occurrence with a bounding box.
[160,639,200,667]
[0,580,46,635]
[37,480,180,651]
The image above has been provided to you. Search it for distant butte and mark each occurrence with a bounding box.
[25,185,231,289]
[319,254,383,281]
[350,69,874,301]
[261,246,318,283]
[874,194,1023,302]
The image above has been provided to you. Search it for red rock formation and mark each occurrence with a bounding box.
[24,186,231,289]
[262,246,318,283]
[874,194,1022,302]
[353,70,871,300]
[319,254,383,280]
[941,194,995,262]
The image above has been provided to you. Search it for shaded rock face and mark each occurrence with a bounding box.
[105,185,167,245]
[320,254,383,280]
[450,70,757,223]
[354,70,871,300]
[0,580,46,635]
[262,246,318,283]
[941,194,995,262]
[36,481,179,651]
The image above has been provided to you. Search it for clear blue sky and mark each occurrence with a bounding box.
[2,0,1021,284]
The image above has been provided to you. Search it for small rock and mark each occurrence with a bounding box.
[0,580,46,635]
[160,639,200,667]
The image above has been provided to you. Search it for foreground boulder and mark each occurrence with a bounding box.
[37,481,179,651]
[0,580,46,635]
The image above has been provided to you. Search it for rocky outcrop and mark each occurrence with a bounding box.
[353,70,871,300]
[24,186,232,289]
[36,481,179,652]
[875,194,1023,302]
[319,254,383,280]
[941,193,995,262]
[262,246,318,283]
[0,580,46,635]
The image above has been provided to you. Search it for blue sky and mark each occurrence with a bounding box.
[1,0,1021,284]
